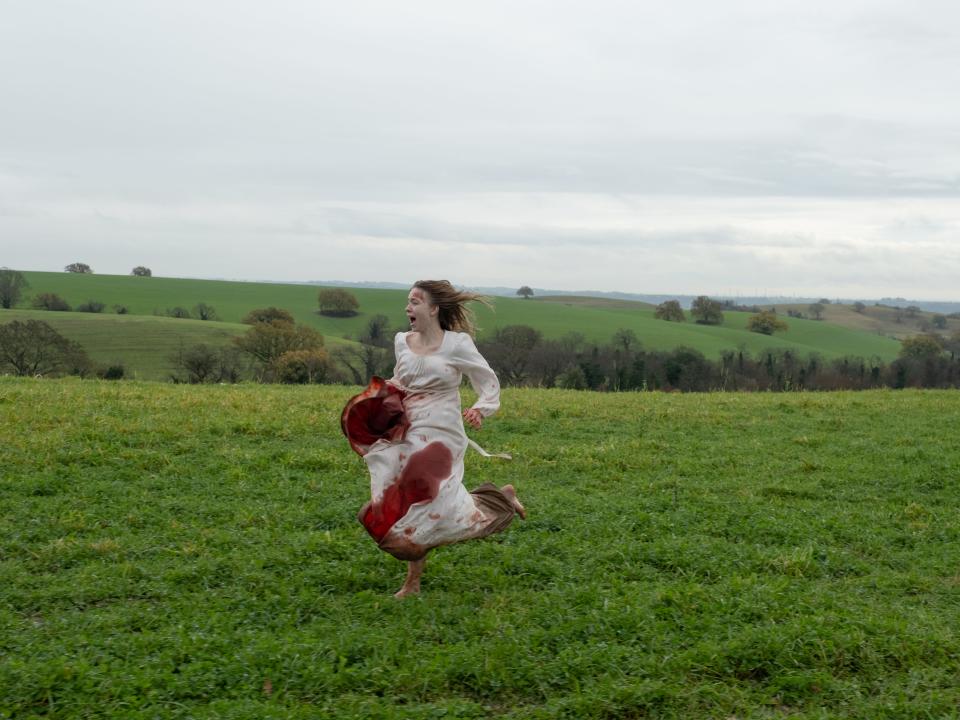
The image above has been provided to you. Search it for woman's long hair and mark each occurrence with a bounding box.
[413,280,491,336]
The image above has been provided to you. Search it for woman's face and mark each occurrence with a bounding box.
[406,287,437,331]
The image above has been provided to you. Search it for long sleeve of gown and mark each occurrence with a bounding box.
[453,333,501,417]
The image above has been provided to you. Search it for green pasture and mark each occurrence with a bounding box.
[0,309,247,380]
[0,309,354,381]
[3,379,960,718]
[15,272,902,363]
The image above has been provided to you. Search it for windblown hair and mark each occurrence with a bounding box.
[413,280,491,336]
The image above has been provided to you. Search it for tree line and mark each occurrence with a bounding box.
[475,325,960,392]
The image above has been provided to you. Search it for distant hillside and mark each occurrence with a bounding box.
[5,272,905,376]
[307,279,960,314]
[772,302,960,341]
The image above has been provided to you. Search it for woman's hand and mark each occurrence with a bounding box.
[462,408,483,430]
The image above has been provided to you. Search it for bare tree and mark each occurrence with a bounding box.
[0,320,90,376]
[192,303,219,321]
[0,269,29,309]
[171,344,248,383]
[171,344,219,383]
[333,343,391,384]
[361,314,392,347]
[480,325,542,384]
[612,328,638,353]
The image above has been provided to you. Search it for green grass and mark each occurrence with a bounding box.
[15,272,903,363]
[3,379,960,718]
[0,309,355,381]
[0,309,248,380]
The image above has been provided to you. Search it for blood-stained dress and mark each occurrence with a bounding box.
[342,331,515,561]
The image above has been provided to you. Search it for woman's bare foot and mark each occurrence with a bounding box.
[394,557,426,598]
[501,484,527,519]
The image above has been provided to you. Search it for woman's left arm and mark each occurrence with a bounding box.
[453,333,500,423]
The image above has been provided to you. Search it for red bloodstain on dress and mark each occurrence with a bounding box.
[360,442,452,542]
[342,331,517,561]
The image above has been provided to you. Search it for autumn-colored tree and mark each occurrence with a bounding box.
[242,307,294,325]
[317,288,359,317]
[747,310,789,335]
[899,334,944,359]
[234,319,325,368]
[274,349,334,384]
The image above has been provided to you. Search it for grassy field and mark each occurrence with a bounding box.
[0,309,356,381]
[3,378,960,718]
[15,272,903,363]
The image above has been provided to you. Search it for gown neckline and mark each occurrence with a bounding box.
[404,330,448,357]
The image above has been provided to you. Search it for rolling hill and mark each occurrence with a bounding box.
[2,271,906,380]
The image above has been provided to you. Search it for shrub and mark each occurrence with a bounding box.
[242,307,294,325]
[114,305,129,314]
[557,365,588,390]
[166,307,191,319]
[747,310,788,335]
[274,349,334,384]
[131,266,152,277]
[99,363,126,380]
[171,344,247,384]
[77,300,105,313]
[32,293,71,311]
[192,303,219,321]
[234,321,325,378]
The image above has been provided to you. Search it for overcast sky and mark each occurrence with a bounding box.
[2,0,959,298]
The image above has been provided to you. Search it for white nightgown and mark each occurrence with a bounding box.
[342,330,516,560]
